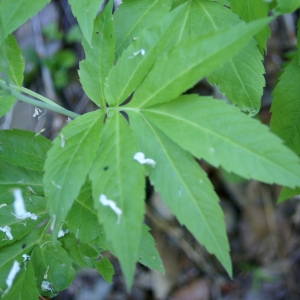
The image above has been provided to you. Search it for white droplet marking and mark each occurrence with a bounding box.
[12,189,37,220]
[41,281,55,293]
[3,261,20,295]
[26,186,36,194]
[33,107,42,117]
[133,152,156,167]
[22,254,30,270]
[51,180,61,189]
[58,229,69,238]
[129,48,146,58]
[99,194,122,224]
[44,266,49,280]
[60,134,65,148]
[0,225,13,240]
[0,203,7,209]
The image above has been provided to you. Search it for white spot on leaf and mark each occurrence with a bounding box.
[51,180,61,189]
[60,134,65,148]
[12,189,37,220]
[99,194,122,224]
[26,186,36,194]
[0,225,13,240]
[129,48,146,58]
[33,107,42,117]
[133,152,156,167]
[3,261,20,295]
[41,281,55,293]
[0,203,7,209]
[22,254,30,270]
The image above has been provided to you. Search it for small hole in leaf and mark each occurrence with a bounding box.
[22,243,26,249]
[96,31,100,34]
[104,166,109,171]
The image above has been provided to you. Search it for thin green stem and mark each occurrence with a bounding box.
[0,80,80,119]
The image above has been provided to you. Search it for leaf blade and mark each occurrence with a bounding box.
[127,17,270,108]
[129,111,232,277]
[143,95,300,188]
[79,0,115,108]
[44,110,104,238]
[89,112,145,288]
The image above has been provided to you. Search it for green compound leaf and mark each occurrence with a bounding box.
[274,0,300,14]
[143,95,300,188]
[170,0,265,115]
[44,110,104,239]
[105,1,191,107]
[277,187,300,203]
[65,181,100,244]
[89,111,145,289]
[129,112,231,277]
[79,0,115,108]
[271,53,300,155]
[68,0,103,46]
[2,260,39,300]
[230,0,269,52]
[0,129,50,172]
[114,0,172,58]
[31,234,75,298]
[138,224,164,274]
[0,159,44,203]
[127,17,270,109]
[0,34,25,117]
[0,0,51,39]
[60,233,100,269]
[95,256,114,284]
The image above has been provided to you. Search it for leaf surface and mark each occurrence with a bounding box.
[0,34,25,116]
[230,0,269,52]
[270,53,300,155]
[89,112,145,288]
[0,129,50,172]
[138,224,164,273]
[44,110,104,238]
[79,0,114,108]
[95,256,114,283]
[105,1,191,107]
[2,261,39,300]
[0,0,50,39]
[277,187,300,203]
[169,0,265,115]
[65,181,100,243]
[143,95,300,188]
[274,0,300,14]
[114,0,172,58]
[68,0,103,46]
[129,112,231,276]
[127,17,270,109]
[31,234,75,298]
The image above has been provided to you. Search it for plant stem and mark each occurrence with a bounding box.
[0,80,80,119]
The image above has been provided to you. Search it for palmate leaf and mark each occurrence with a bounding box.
[270,53,300,156]
[105,1,191,107]
[89,111,145,288]
[79,0,114,108]
[68,0,103,47]
[0,35,25,116]
[65,181,100,243]
[274,0,300,14]
[143,95,300,188]
[44,110,104,239]
[129,112,231,276]
[0,129,50,172]
[0,0,50,39]
[127,17,270,109]
[138,224,164,273]
[171,0,265,115]
[114,0,173,58]
[230,0,269,53]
